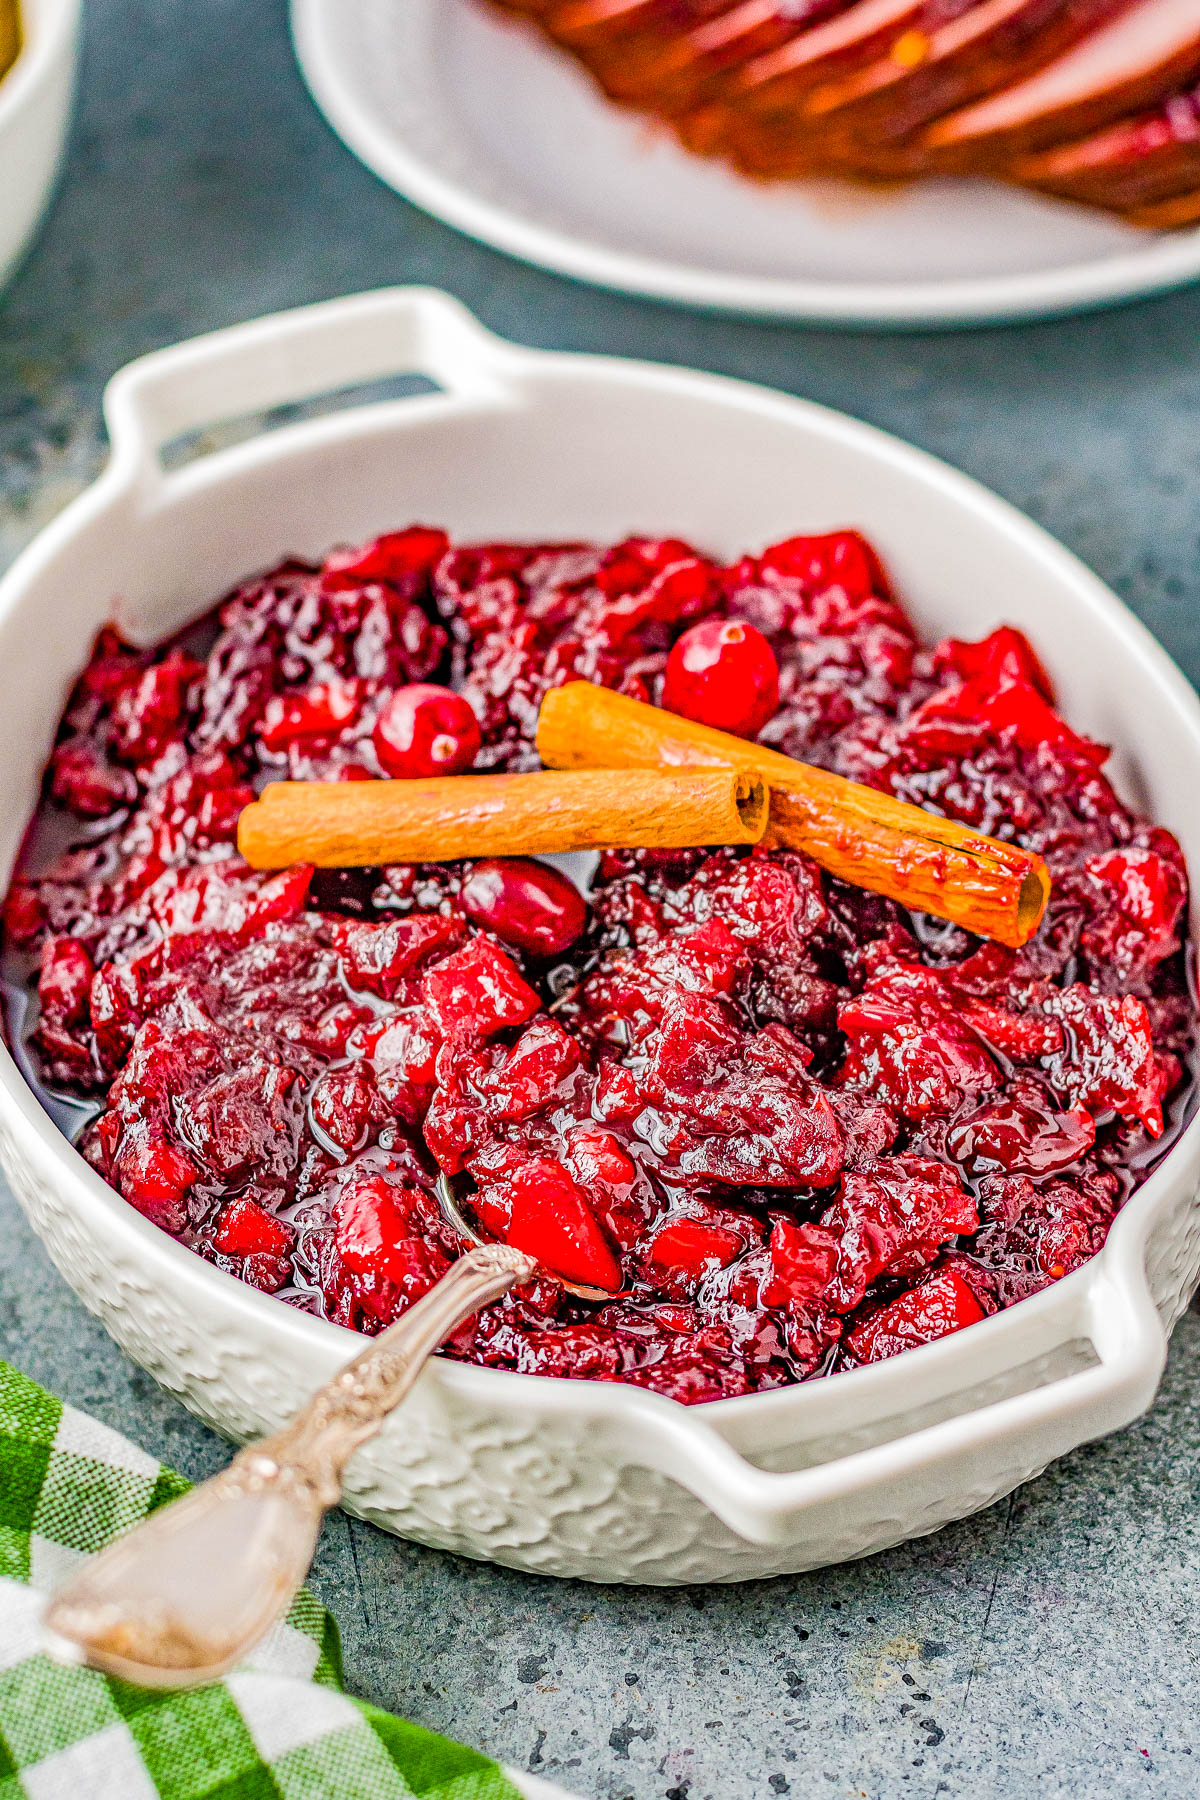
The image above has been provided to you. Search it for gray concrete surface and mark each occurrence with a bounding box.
[4,2,1200,1795]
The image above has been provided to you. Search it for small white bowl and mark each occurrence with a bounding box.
[1,288,1199,1584]
[0,0,80,293]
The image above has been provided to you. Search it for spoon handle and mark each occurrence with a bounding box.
[224,1242,537,1511]
[43,1243,537,1689]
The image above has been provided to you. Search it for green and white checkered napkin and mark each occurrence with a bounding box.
[0,1359,567,1800]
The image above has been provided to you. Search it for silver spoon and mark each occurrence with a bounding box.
[42,1160,627,1688]
[43,1238,536,1688]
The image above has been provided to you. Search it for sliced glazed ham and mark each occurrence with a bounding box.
[1014,81,1200,205]
[595,0,858,116]
[924,0,1200,158]
[1126,186,1200,223]
[492,2,859,117]
[486,0,1200,222]
[738,0,967,102]
[690,0,977,171]
[803,0,1138,169]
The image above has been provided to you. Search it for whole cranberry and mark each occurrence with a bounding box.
[373,684,481,778]
[460,857,587,958]
[662,618,779,739]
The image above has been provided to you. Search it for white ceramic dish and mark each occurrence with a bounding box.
[2,287,1199,1584]
[291,0,1200,329]
[0,0,79,293]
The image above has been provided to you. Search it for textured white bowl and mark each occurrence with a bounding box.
[0,0,79,292]
[2,288,1199,1584]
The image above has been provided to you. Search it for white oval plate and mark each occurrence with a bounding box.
[291,0,1200,328]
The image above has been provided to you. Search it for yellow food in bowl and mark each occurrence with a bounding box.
[0,0,19,85]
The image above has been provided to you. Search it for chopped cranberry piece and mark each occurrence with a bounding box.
[902,669,1106,769]
[336,1175,422,1282]
[671,919,750,996]
[422,938,541,1043]
[370,1237,452,1313]
[504,1158,622,1294]
[594,537,701,599]
[958,998,1063,1062]
[650,991,741,1093]
[1041,986,1166,1136]
[756,530,888,607]
[38,937,95,1028]
[373,684,481,778]
[460,858,587,958]
[763,1218,839,1312]
[187,1060,298,1180]
[845,1267,986,1366]
[109,652,203,766]
[363,1015,442,1113]
[327,913,463,997]
[593,1062,644,1125]
[259,678,363,751]
[1081,847,1186,976]
[148,861,313,943]
[322,527,449,590]
[637,1004,844,1189]
[707,852,827,954]
[3,881,43,945]
[933,626,1054,702]
[662,618,779,739]
[427,1023,583,1169]
[947,1099,1095,1178]
[117,1139,199,1225]
[50,740,137,817]
[646,1218,744,1284]
[195,781,256,846]
[565,1126,637,1192]
[480,1017,582,1121]
[309,1064,378,1153]
[215,1195,292,1260]
[821,1158,978,1311]
[75,627,142,703]
[838,964,1001,1122]
[592,554,715,650]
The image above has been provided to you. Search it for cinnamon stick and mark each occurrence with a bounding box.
[536,683,1050,949]
[238,766,767,869]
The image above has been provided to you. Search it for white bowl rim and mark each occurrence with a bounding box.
[0,0,79,134]
[0,286,1196,1489]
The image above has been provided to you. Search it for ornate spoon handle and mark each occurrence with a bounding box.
[225,1241,537,1511]
[43,1243,536,1688]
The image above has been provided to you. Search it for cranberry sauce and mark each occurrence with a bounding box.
[3,526,1195,1403]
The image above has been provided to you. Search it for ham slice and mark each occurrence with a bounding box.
[486,0,1200,223]
[607,0,858,114]
[803,0,1138,168]
[924,0,1200,157]
[500,1,857,116]
[495,0,709,98]
[1125,186,1200,223]
[1015,82,1200,205]
[690,0,977,171]
[738,0,966,101]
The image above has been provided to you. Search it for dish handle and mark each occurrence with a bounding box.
[612,1248,1167,1548]
[102,287,519,488]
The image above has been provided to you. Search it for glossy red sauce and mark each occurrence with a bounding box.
[3,525,1194,1401]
